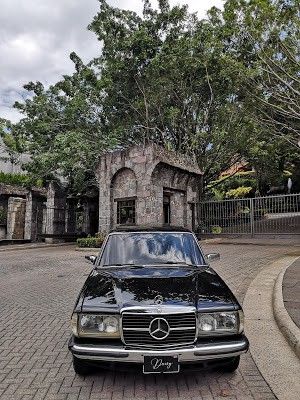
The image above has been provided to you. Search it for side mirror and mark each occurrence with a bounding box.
[205,253,220,262]
[85,255,97,264]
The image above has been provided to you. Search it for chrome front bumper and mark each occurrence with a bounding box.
[69,335,249,363]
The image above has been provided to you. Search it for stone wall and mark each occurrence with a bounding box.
[0,183,47,241]
[97,144,202,232]
[0,182,98,241]
[6,197,26,239]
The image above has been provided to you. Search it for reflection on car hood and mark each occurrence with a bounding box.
[77,266,238,313]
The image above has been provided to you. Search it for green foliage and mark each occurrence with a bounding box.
[0,172,29,185]
[1,0,299,203]
[209,188,224,201]
[88,0,255,194]
[211,225,222,234]
[225,186,253,199]
[77,237,104,248]
[222,0,300,149]
[77,231,106,248]
[2,54,116,195]
[206,172,256,200]
[222,176,256,192]
[0,172,46,189]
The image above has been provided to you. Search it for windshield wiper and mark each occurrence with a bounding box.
[97,264,145,269]
[158,261,197,267]
[163,261,186,264]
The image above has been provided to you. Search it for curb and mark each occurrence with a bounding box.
[243,255,300,399]
[75,247,101,252]
[273,259,300,360]
[0,242,76,252]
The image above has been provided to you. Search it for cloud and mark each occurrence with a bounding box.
[0,0,101,121]
[0,0,224,123]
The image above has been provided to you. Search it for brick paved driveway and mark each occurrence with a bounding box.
[0,243,295,400]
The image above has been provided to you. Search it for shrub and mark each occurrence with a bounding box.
[220,176,256,192]
[211,225,222,234]
[206,173,256,200]
[0,172,29,185]
[77,236,105,248]
[225,186,253,199]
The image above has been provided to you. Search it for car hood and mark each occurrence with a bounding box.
[76,266,238,313]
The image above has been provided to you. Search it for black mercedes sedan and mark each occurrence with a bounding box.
[68,226,249,375]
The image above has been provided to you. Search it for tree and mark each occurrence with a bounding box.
[222,0,300,149]
[207,0,300,194]
[2,0,298,199]
[1,53,116,194]
[88,0,254,196]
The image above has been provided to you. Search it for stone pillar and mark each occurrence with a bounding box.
[24,192,33,240]
[171,191,186,227]
[98,186,111,233]
[6,197,26,239]
[98,156,113,233]
[133,153,161,226]
[138,184,163,226]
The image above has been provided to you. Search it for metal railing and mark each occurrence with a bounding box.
[199,193,300,237]
[40,207,83,236]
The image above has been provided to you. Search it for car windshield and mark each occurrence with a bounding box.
[98,232,205,267]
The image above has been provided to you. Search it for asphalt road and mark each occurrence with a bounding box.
[0,243,297,400]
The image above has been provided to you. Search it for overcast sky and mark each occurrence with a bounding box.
[0,0,224,123]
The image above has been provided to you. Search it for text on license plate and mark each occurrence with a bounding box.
[143,355,179,374]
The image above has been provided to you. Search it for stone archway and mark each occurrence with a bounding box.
[97,143,202,231]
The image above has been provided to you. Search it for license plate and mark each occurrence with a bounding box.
[143,355,179,374]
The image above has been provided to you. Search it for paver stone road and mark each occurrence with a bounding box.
[0,243,297,400]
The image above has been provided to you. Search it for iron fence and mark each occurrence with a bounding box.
[199,193,300,237]
[41,207,82,235]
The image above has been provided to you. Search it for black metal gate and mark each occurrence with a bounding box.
[199,194,300,237]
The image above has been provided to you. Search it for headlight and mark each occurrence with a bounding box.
[71,313,121,338]
[198,311,243,336]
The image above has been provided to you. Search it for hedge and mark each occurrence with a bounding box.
[0,172,29,185]
[77,237,105,248]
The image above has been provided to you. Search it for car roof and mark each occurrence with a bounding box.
[109,225,192,233]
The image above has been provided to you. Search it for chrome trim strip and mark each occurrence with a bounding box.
[121,306,196,314]
[122,327,149,331]
[170,327,195,331]
[71,336,249,363]
[122,327,195,331]
[115,341,196,349]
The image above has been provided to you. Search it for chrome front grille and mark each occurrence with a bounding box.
[122,311,197,347]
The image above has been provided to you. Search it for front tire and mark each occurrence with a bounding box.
[72,356,92,375]
[219,356,240,372]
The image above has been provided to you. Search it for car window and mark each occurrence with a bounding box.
[98,232,205,266]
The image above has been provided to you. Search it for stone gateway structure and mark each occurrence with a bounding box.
[98,144,202,232]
